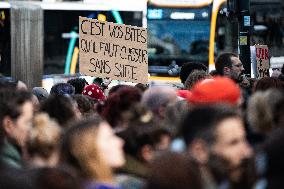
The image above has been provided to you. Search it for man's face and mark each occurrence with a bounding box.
[230,57,245,81]
[9,101,34,147]
[209,117,252,183]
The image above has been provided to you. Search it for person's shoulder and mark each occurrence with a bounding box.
[0,142,22,169]
[116,174,145,189]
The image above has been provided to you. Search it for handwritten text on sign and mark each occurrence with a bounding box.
[255,45,269,78]
[79,17,148,84]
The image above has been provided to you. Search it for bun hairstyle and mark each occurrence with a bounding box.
[27,113,62,159]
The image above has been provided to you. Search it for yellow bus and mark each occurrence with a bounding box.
[147,0,227,80]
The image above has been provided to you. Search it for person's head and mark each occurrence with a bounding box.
[261,127,284,188]
[184,70,209,90]
[162,100,189,137]
[71,94,95,118]
[135,83,149,93]
[247,89,284,134]
[145,151,202,189]
[181,104,252,183]
[40,95,80,128]
[32,87,49,102]
[254,77,284,92]
[27,113,62,168]
[209,70,218,76]
[119,122,171,163]
[50,83,75,96]
[180,62,207,84]
[0,89,34,148]
[141,86,178,120]
[101,86,142,128]
[60,117,124,182]
[215,53,244,82]
[108,84,128,96]
[67,78,89,94]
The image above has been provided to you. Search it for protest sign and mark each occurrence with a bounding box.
[79,17,148,84]
[255,45,269,78]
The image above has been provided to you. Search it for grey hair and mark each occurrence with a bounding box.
[141,86,177,114]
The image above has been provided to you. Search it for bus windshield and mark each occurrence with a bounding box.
[147,6,212,75]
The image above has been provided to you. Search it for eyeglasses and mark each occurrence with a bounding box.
[233,63,243,68]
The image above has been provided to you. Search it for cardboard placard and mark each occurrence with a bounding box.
[255,45,269,78]
[79,17,148,84]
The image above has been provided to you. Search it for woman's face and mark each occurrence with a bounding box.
[96,122,125,168]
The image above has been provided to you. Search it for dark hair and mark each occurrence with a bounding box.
[0,168,36,189]
[215,52,238,75]
[40,95,78,127]
[71,94,94,117]
[262,127,284,188]
[181,104,240,146]
[50,83,75,96]
[118,122,170,158]
[0,89,33,151]
[145,151,202,189]
[209,70,218,76]
[93,77,103,85]
[108,84,128,96]
[180,62,207,84]
[60,117,102,171]
[0,89,33,123]
[135,83,149,92]
[67,78,88,94]
[101,86,142,127]
[31,167,80,189]
[184,70,208,90]
[254,77,284,92]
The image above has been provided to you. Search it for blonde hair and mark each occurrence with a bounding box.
[61,117,113,182]
[27,113,62,159]
[247,89,283,133]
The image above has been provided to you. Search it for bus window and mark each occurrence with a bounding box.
[147,5,212,76]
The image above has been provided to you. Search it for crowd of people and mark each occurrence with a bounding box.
[0,52,284,189]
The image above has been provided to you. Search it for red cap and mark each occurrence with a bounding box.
[187,77,241,106]
[176,90,192,99]
[82,84,106,101]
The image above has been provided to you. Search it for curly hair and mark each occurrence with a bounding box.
[101,86,142,128]
[184,70,208,90]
